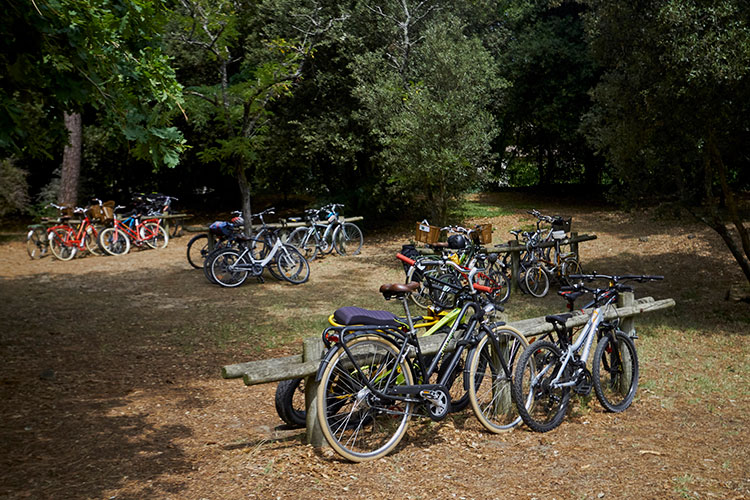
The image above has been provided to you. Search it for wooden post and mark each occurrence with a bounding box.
[570,231,579,259]
[303,337,326,447]
[617,292,636,336]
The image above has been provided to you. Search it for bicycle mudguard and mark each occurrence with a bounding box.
[315,329,403,383]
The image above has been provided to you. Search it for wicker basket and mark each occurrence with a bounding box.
[476,224,492,244]
[89,201,115,222]
[415,221,440,245]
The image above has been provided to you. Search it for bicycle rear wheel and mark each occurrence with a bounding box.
[593,330,639,412]
[333,223,363,256]
[26,227,48,259]
[561,258,582,286]
[317,334,413,462]
[468,326,528,432]
[142,222,169,249]
[512,340,571,432]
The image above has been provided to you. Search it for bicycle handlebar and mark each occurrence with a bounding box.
[569,273,664,283]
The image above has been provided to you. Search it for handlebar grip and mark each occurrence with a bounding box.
[473,283,493,293]
[396,253,416,266]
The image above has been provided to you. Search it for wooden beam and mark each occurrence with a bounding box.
[222,295,675,386]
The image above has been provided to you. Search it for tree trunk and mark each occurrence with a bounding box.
[237,166,253,236]
[58,112,82,207]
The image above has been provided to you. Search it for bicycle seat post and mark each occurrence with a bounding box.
[399,295,416,334]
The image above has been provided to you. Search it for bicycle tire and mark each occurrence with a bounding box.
[287,227,319,261]
[512,340,571,432]
[468,325,529,433]
[333,223,363,256]
[186,234,209,269]
[275,378,306,428]
[524,264,550,298]
[99,227,131,256]
[202,246,228,284]
[406,261,441,309]
[143,222,169,249]
[48,227,76,261]
[561,258,582,286]
[26,228,48,259]
[84,225,104,255]
[592,330,639,412]
[317,334,413,462]
[276,245,310,284]
[210,249,249,287]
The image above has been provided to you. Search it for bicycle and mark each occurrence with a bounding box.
[98,205,169,256]
[46,203,105,261]
[275,302,463,428]
[136,193,182,238]
[523,229,582,298]
[400,242,510,310]
[315,262,528,461]
[208,233,310,287]
[511,273,663,432]
[26,224,49,259]
[186,213,244,270]
[287,203,363,260]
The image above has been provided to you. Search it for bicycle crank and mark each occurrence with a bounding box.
[421,386,451,421]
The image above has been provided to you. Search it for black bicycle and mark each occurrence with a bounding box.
[314,264,528,461]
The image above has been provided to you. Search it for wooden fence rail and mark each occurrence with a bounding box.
[221,292,674,447]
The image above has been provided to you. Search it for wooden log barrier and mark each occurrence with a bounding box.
[221,293,674,447]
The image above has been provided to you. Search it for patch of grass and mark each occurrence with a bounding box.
[672,474,698,499]
[454,201,513,220]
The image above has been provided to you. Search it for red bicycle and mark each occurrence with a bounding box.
[98,205,169,256]
[46,203,105,261]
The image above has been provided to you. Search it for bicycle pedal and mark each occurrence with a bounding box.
[574,369,592,396]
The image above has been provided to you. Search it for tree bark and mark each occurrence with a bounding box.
[58,112,82,207]
[237,166,253,236]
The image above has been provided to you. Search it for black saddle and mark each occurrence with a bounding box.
[545,313,572,326]
[333,306,401,327]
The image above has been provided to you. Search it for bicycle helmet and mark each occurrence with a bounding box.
[447,234,468,249]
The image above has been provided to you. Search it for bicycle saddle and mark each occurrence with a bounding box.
[379,281,420,299]
[545,313,572,326]
[333,306,401,327]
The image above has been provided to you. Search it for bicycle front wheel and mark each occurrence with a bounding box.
[593,330,639,412]
[276,245,310,284]
[524,265,550,298]
[512,340,570,432]
[468,326,529,433]
[99,227,131,256]
[210,249,249,287]
[561,258,582,286]
[275,378,306,428]
[333,223,363,256]
[48,227,76,261]
[26,228,48,259]
[287,227,318,261]
[317,334,413,462]
[186,234,209,269]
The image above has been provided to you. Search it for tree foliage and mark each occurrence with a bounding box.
[352,7,503,223]
[0,0,186,167]
[583,0,750,282]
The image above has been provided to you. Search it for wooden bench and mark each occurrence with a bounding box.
[221,292,675,447]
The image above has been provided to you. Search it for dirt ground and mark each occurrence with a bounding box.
[0,194,748,500]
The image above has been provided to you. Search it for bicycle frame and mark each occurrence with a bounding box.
[542,294,617,390]
[317,267,511,411]
[228,236,291,271]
